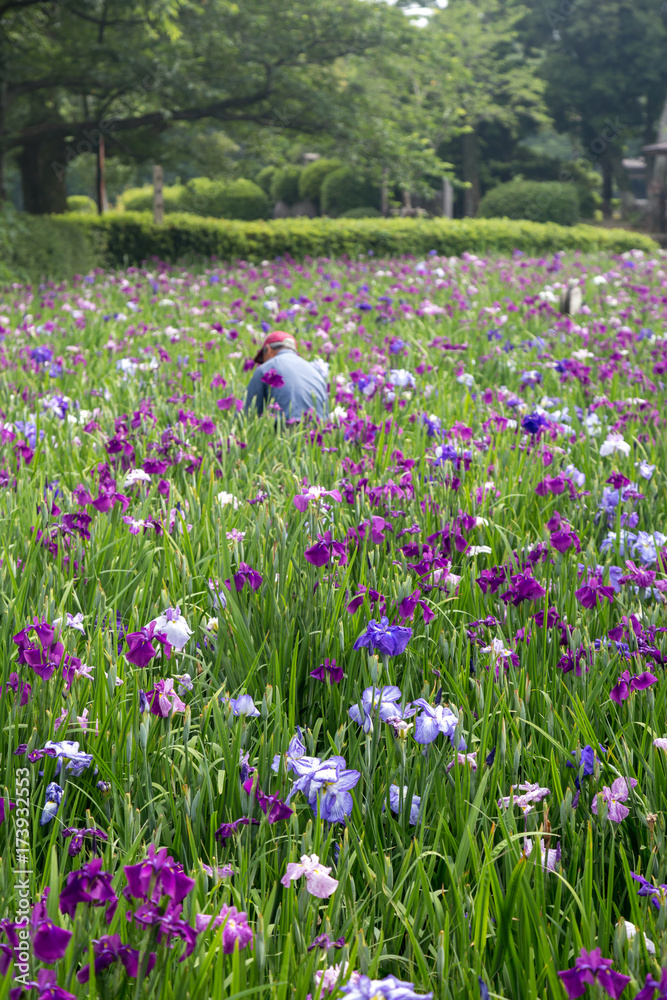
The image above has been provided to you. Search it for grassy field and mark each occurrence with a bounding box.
[0,247,666,1000]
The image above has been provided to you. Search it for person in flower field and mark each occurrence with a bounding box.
[244,330,329,420]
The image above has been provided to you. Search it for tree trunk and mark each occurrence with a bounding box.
[381,166,389,217]
[18,136,68,214]
[462,129,480,217]
[600,152,615,220]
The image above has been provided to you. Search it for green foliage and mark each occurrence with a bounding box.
[66,195,97,215]
[57,212,657,272]
[321,168,381,217]
[339,206,383,218]
[298,158,342,204]
[478,180,581,226]
[1,213,103,283]
[118,185,188,214]
[269,165,303,207]
[182,178,269,220]
[255,165,278,195]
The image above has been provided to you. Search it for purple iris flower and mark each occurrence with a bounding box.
[43,740,93,777]
[557,947,630,999]
[261,368,285,388]
[631,873,667,910]
[31,891,73,962]
[77,934,156,983]
[287,755,346,802]
[305,759,361,822]
[610,670,657,703]
[500,572,546,606]
[40,782,64,826]
[195,905,254,954]
[123,845,195,905]
[125,621,172,667]
[591,777,638,823]
[412,698,464,749]
[304,531,348,567]
[521,413,549,436]
[224,562,263,592]
[59,859,117,920]
[388,784,421,825]
[567,745,606,790]
[227,694,260,717]
[272,729,312,773]
[634,969,667,1000]
[575,575,615,609]
[310,658,344,683]
[293,485,343,511]
[353,617,412,656]
[340,974,433,1000]
[243,777,293,823]
[61,826,108,857]
[307,933,346,952]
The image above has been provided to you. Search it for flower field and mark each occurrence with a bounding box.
[1,247,667,1000]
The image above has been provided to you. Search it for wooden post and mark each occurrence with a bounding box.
[443,177,453,218]
[96,135,108,215]
[153,165,164,224]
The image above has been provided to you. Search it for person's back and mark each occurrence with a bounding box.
[244,334,329,421]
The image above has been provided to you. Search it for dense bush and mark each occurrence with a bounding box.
[269,165,302,206]
[339,206,383,218]
[117,183,188,213]
[181,177,269,220]
[0,210,103,283]
[66,195,97,214]
[255,165,277,195]
[478,180,581,226]
[321,167,381,217]
[52,213,658,271]
[298,158,342,206]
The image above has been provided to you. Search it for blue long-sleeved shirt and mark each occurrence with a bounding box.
[244,350,329,420]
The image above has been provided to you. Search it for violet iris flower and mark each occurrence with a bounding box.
[591,777,637,823]
[339,974,433,1000]
[43,740,93,777]
[304,531,348,567]
[0,672,31,706]
[500,571,546,606]
[634,970,667,1000]
[271,729,313,773]
[40,782,64,826]
[227,694,260,717]
[631,872,667,910]
[610,670,657,704]
[353,617,412,656]
[146,678,187,717]
[123,845,195,905]
[412,699,464,749]
[224,562,263,592]
[306,759,361,822]
[124,621,172,667]
[310,658,344,683]
[348,685,413,733]
[77,934,156,983]
[397,589,436,623]
[242,777,293,823]
[567,745,606,790]
[557,947,630,1000]
[307,933,346,952]
[575,575,615,609]
[58,859,117,920]
[388,785,421,825]
[61,826,108,857]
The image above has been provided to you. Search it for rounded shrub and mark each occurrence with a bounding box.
[478,180,580,226]
[182,178,269,220]
[339,206,382,218]
[255,166,277,196]
[118,184,187,213]
[298,159,342,205]
[269,166,302,207]
[320,168,381,218]
[66,195,97,214]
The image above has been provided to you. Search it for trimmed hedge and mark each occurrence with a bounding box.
[66,195,97,214]
[182,178,269,220]
[478,180,581,226]
[321,167,381,217]
[1,211,104,283]
[298,158,342,204]
[118,184,188,213]
[269,166,302,207]
[49,213,659,270]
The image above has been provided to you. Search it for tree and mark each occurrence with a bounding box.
[536,0,667,217]
[423,0,549,215]
[1,0,396,212]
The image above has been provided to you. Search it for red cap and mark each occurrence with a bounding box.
[253,330,298,365]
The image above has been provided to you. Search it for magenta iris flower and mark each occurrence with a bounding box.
[224,562,263,592]
[591,777,637,823]
[123,845,195,905]
[304,531,348,567]
[293,485,343,511]
[31,891,73,962]
[353,617,412,656]
[195,905,254,953]
[242,777,293,823]
[557,947,630,999]
[261,368,285,388]
[610,670,657,704]
[58,859,117,920]
[575,575,615,609]
[124,621,172,667]
[77,934,156,983]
